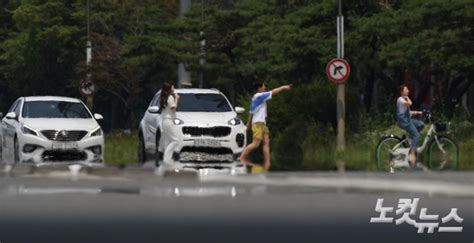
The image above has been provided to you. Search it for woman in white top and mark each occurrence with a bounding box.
[158,82,180,166]
[396,84,424,167]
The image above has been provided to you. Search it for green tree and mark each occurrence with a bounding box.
[75,0,182,128]
[0,0,82,104]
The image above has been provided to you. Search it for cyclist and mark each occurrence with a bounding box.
[396,85,424,168]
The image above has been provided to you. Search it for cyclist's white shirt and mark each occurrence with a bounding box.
[250,91,272,124]
[397,97,409,114]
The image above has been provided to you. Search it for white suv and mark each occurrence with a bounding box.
[138,88,247,172]
[0,96,105,167]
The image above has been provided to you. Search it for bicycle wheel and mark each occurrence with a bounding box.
[375,136,403,171]
[428,136,459,170]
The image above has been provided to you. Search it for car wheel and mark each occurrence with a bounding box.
[14,136,19,164]
[138,133,146,164]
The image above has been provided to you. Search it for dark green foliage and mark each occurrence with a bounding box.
[0,0,473,169]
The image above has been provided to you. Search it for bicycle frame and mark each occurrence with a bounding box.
[390,123,443,168]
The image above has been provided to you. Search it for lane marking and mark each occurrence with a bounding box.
[201,175,474,197]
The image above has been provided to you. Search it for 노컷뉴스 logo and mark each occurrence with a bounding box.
[370,198,463,233]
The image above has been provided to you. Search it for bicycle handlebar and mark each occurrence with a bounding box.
[423,109,431,123]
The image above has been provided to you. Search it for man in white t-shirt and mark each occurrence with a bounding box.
[239,81,292,171]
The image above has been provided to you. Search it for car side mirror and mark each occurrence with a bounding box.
[235,107,245,114]
[5,112,17,120]
[148,106,160,113]
[94,113,104,120]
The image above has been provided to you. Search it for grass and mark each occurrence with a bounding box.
[286,123,474,171]
[459,136,474,170]
[104,130,138,165]
[102,122,474,170]
[344,131,474,171]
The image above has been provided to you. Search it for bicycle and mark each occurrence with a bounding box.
[375,111,459,172]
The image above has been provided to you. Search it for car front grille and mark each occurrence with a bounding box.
[42,150,87,162]
[182,126,231,137]
[41,130,88,141]
[179,146,233,163]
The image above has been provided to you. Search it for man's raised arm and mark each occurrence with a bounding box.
[271,84,292,95]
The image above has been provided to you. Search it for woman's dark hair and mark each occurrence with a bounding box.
[399,84,408,96]
[159,81,174,112]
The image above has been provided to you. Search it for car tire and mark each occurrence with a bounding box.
[138,132,146,164]
[14,136,19,164]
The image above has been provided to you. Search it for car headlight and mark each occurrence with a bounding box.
[89,127,103,137]
[21,124,39,136]
[228,118,241,126]
[173,118,184,125]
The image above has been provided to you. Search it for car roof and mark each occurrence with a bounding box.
[155,88,221,95]
[23,96,82,103]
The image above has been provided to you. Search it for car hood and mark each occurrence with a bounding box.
[176,112,238,126]
[21,118,100,131]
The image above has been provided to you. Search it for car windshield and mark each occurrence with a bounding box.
[22,101,92,118]
[177,93,232,112]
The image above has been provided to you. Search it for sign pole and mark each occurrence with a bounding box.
[336,0,346,172]
[177,0,192,87]
[86,0,93,110]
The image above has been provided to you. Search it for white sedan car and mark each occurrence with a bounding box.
[1,96,104,167]
[138,88,247,173]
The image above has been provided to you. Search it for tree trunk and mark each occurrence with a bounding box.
[462,93,470,117]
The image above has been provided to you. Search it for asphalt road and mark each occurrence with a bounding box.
[0,165,472,243]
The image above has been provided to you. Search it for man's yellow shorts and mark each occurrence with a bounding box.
[251,122,269,140]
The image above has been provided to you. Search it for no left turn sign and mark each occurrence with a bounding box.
[79,80,97,97]
[326,58,350,84]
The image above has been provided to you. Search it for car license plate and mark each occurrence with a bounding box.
[52,142,78,150]
[194,139,221,147]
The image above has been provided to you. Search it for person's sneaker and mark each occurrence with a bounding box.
[389,167,395,174]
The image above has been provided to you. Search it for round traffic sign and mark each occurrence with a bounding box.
[79,80,97,97]
[326,58,350,84]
